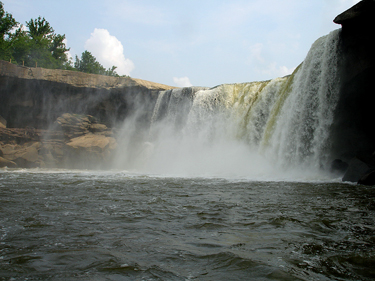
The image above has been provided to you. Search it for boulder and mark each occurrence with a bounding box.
[1,142,44,168]
[0,115,6,128]
[358,169,375,185]
[0,115,117,168]
[0,156,17,168]
[38,141,65,167]
[330,159,349,175]
[66,134,116,150]
[55,113,111,139]
[65,134,117,168]
[342,157,373,182]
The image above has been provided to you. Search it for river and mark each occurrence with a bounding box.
[1,169,374,280]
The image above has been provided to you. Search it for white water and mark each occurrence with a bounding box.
[113,29,341,180]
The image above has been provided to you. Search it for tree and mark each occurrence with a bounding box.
[74,50,118,76]
[1,4,117,75]
[105,65,118,77]
[9,27,30,64]
[25,16,70,68]
[0,1,18,60]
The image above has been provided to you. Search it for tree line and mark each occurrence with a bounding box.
[0,2,119,76]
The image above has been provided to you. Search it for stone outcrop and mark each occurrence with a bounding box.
[0,61,176,169]
[342,157,373,182]
[0,60,175,129]
[0,114,118,169]
[56,113,111,139]
[334,0,375,34]
[0,115,6,128]
[330,0,375,184]
[0,60,174,90]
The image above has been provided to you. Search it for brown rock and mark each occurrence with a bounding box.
[0,156,17,168]
[66,134,116,150]
[56,113,111,139]
[0,115,6,128]
[64,134,117,168]
[1,142,43,168]
[0,60,175,90]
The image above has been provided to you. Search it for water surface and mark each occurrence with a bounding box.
[0,169,374,280]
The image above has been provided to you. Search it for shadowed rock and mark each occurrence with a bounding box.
[0,61,176,169]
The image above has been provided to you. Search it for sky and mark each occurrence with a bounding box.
[3,0,360,87]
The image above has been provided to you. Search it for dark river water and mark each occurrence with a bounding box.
[0,169,374,280]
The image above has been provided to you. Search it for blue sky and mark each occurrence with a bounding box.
[3,0,360,87]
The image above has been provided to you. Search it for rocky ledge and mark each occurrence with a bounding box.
[0,113,116,169]
[0,61,176,169]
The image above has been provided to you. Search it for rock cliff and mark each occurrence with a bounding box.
[330,0,375,184]
[0,61,175,129]
[0,61,175,168]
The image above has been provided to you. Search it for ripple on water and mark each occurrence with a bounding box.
[0,170,374,280]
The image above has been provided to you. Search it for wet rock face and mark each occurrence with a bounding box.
[325,0,375,184]
[0,60,174,130]
[0,61,175,169]
[330,0,375,171]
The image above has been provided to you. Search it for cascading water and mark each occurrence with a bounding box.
[264,29,341,170]
[113,29,341,179]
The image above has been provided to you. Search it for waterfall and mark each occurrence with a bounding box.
[113,29,341,179]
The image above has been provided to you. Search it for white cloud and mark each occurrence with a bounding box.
[248,43,265,64]
[63,38,73,62]
[84,28,135,76]
[173,77,193,87]
[10,23,27,34]
[245,42,295,78]
[261,63,295,77]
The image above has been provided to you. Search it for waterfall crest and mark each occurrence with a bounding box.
[113,29,341,179]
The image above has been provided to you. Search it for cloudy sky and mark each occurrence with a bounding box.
[3,0,360,87]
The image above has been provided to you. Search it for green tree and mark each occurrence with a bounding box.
[0,1,18,60]
[74,50,118,76]
[9,27,30,64]
[105,65,118,77]
[25,16,70,68]
[1,3,117,75]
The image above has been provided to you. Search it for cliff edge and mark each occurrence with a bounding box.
[0,61,176,169]
[0,60,175,90]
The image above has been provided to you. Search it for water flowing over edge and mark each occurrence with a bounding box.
[112,29,342,181]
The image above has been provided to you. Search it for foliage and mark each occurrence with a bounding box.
[74,50,118,76]
[23,16,70,69]
[0,2,119,76]
[0,1,18,60]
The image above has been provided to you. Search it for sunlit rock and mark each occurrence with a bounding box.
[0,115,6,128]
